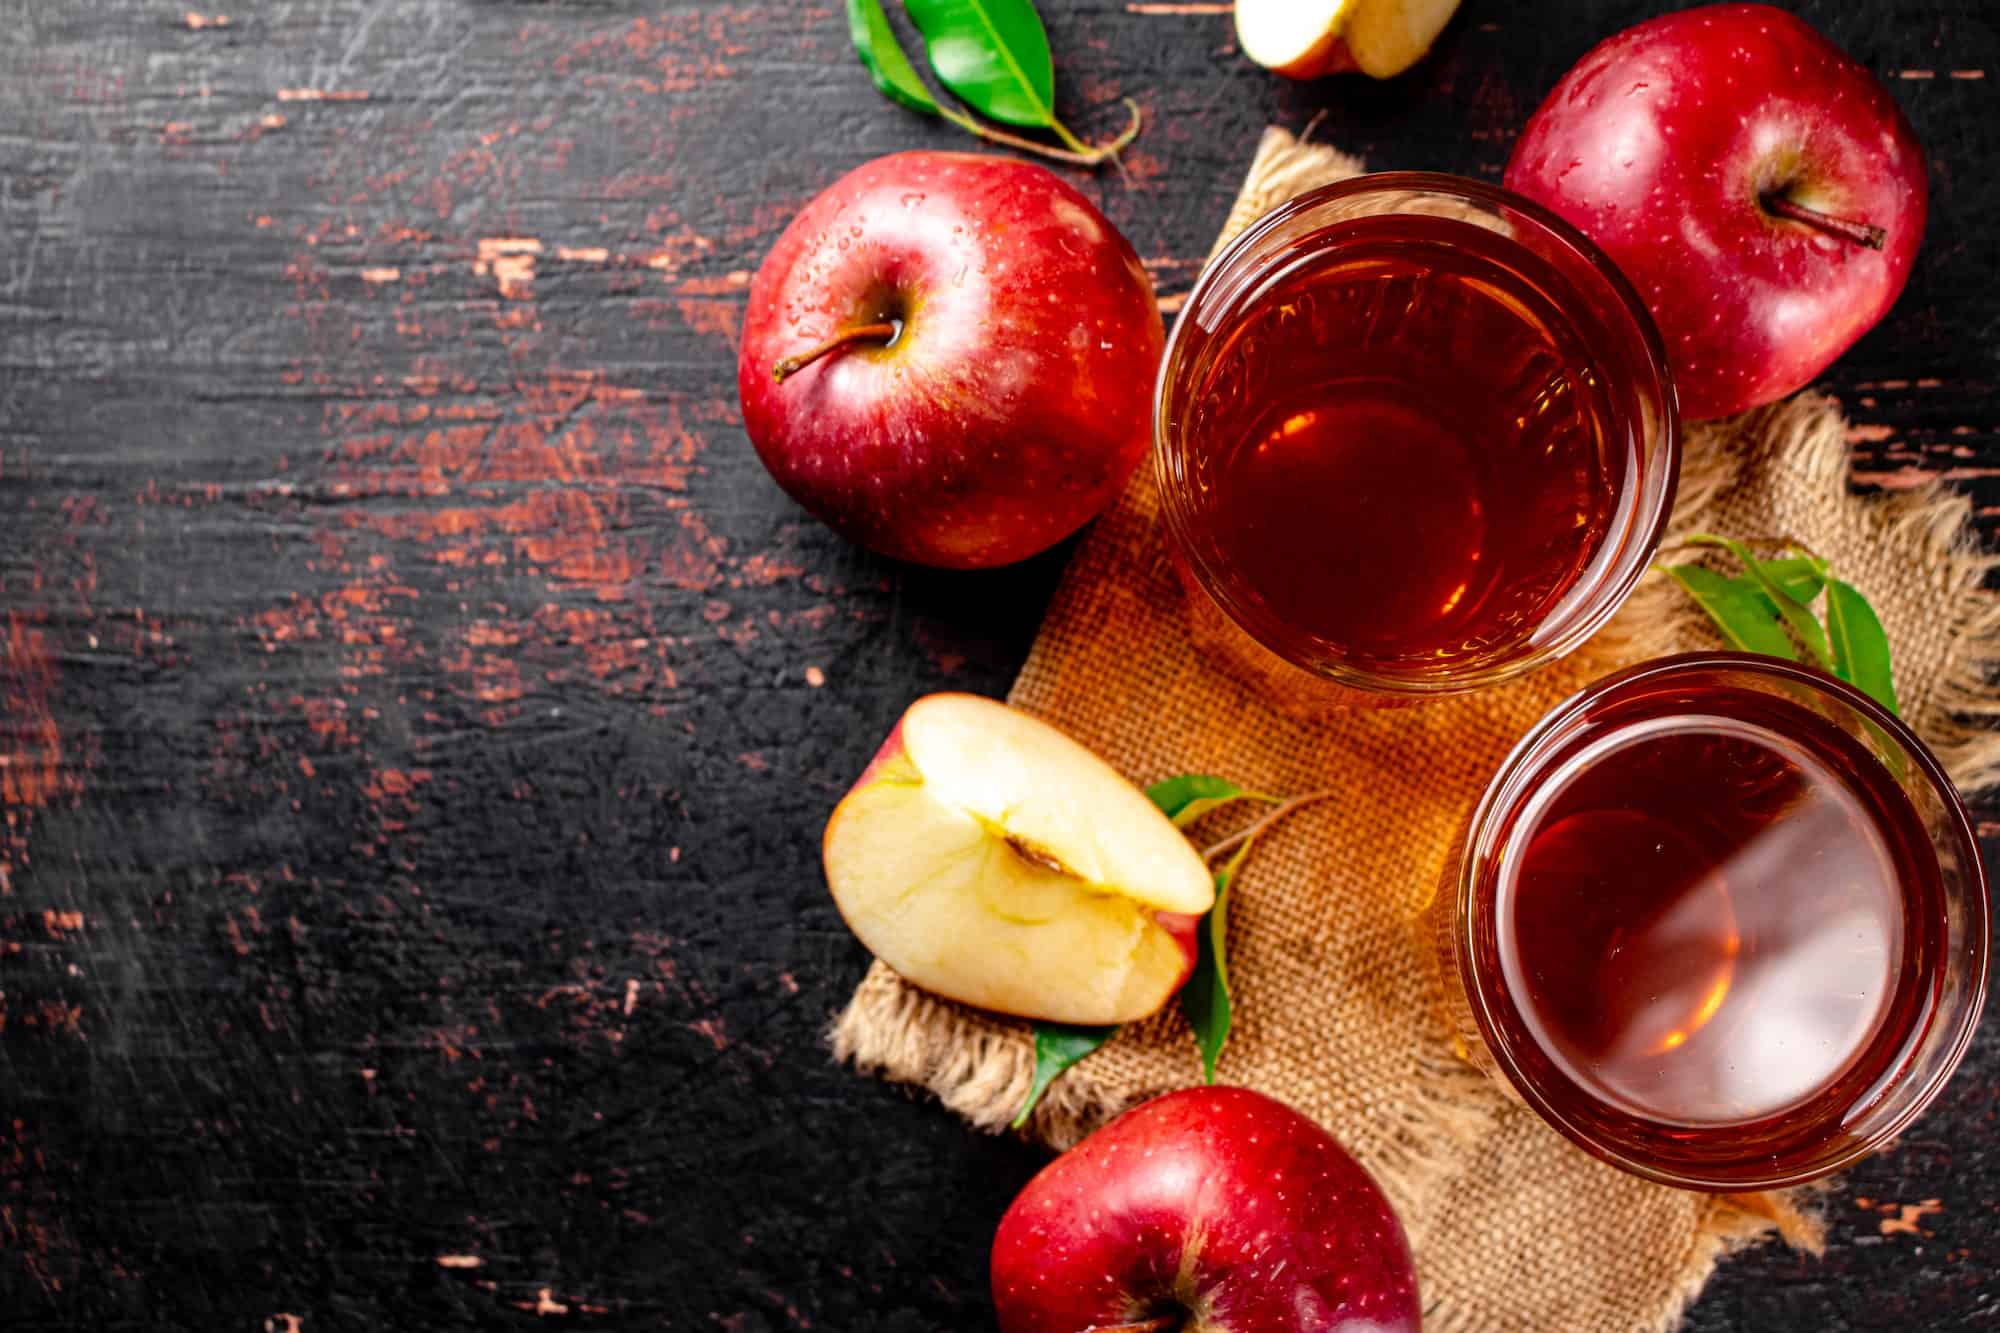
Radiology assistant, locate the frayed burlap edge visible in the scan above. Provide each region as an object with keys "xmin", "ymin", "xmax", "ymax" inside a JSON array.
[
  {"xmin": 1204, "ymin": 124, "xmax": 1365, "ymax": 265},
  {"xmin": 832, "ymin": 962, "xmax": 1505, "ymax": 1224},
  {"xmin": 832, "ymin": 970, "xmax": 1083, "ymax": 1140}
]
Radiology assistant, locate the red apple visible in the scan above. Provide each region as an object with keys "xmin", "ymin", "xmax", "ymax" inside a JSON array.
[
  {"xmin": 1505, "ymin": 3, "xmax": 1927, "ymax": 421},
  {"xmin": 737, "ymin": 152, "xmax": 1162, "ymax": 569},
  {"xmin": 992, "ymin": 1086, "xmax": 1420, "ymax": 1333},
  {"xmin": 824, "ymin": 694, "xmax": 1212, "ymax": 1026}
]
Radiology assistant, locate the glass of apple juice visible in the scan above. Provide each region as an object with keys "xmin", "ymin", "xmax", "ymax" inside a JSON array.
[
  {"xmin": 1154, "ymin": 173, "xmax": 1678, "ymax": 706},
  {"xmin": 1430, "ymin": 653, "xmax": 1987, "ymax": 1189}
]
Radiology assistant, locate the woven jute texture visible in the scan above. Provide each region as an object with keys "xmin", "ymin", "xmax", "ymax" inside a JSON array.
[{"xmin": 834, "ymin": 128, "xmax": 2000, "ymax": 1332}]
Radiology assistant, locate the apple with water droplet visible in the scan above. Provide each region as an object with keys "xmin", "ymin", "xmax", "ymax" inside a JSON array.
[
  {"xmin": 991, "ymin": 1086, "xmax": 1420, "ymax": 1333},
  {"xmin": 1505, "ymin": 3, "xmax": 1927, "ymax": 420},
  {"xmin": 737, "ymin": 152, "xmax": 1163, "ymax": 569}
]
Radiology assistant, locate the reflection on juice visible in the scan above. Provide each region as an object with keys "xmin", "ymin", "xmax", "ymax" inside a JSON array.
[
  {"xmin": 1437, "ymin": 656, "xmax": 1986, "ymax": 1189},
  {"xmin": 1500, "ymin": 717, "xmax": 1921, "ymax": 1127},
  {"xmin": 1440, "ymin": 656, "xmax": 1985, "ymax": 1194}
]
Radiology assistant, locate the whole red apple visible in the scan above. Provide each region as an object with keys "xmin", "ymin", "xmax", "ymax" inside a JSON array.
[
  {"xmin": 737, "ymin": 152, "xmax": 1162, "ymax": 569},
  {"xmin": 991, "ymin": 1086, "xmax": 1419, "ymax": 1333},
  {"xmin": 1505, "ymin": 4, "xmax": 1927, "ymax": 421}
]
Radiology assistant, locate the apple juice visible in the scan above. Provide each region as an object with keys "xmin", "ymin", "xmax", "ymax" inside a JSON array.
[
  {"xmin": 1156, "ymin": 175, "xmax": 1677, "ymax": 699},
  {"xmin": 1501, "ymin": 691, "xmax": 1940, "ymax": 1130},
  {"xmin": 1201, "ymin": 214, "xmax": 1624, "ymax": 674},
  {"xmin": 1440, "ymin": 655, "xmax": 1988, "ymax": 1189}
]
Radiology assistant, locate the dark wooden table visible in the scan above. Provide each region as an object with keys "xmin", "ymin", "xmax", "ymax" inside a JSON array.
[{"xmin": 3, "ymin": 2, "xmax": 1995, "ymax": 1328}]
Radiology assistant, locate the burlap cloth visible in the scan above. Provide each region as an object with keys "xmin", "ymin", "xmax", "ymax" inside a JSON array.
[{"xmin": 833, "ymin": 129, "xmax": 2000, "ymax": 1332}]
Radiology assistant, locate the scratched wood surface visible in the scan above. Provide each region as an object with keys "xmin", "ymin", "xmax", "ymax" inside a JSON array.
[{"xmin": 1, "ymin": 1, "xmax": 1995, "ymax": 1329}]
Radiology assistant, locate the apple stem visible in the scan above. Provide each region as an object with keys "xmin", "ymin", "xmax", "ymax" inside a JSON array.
[
  {"xmin": 1200, "ymin": 788, "xmax": 1339, "ymax": 864},
  {"xmin": 937, "ymin": 98, "xmax": 1142, "ymax": 171},
  {"xmin": 1084, "ymin": 1320, "xmax": 1181, "ymax": 1333},
  {"xmin": 771, "ymin": 321, "xmax": 901, "ymax": 384},
  {"xmin": 1761, "ymin": 193, "xmax": 1886, "ymax": 250}
]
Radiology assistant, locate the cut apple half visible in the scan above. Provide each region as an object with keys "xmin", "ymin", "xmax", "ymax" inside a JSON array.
[
  {"xmin": 1237, "ymin": 0, "xmax": 1460, "ymax": 81},
  {"xmin": 823, "ymin": 694, "xmax": 1214, "ymax": 1026},
  {"xmin": 1237, "ymin": 0, "xmax": 1358, "ymax": 80},
  {"xmin": 1345, "ymin": 0, "xmax": 1461, "ymax": 79}
]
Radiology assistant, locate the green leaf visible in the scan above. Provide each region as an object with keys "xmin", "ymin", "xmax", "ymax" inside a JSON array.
[
  {"xmin": 1825, "ymin": 579, "xmax": 1900, "ymax": 715},
  {"xmin": 1662, "ymin": 564, "xmax": 1796, "ymax": 659},
  {"xmin": 847, "ymin": 0, "xmax": 941, "ymax": 115},
  {"xmin": 1145, "ymin": 774, "xmax": 1239, "ymax": 822},
  {"xmin": 1753, "ymin": 556, "xmax": 1828, "ymax": 607},
  {"xmin": 1686, "ymin": 535, "xmax": 1833, "ymax": 669},
  {"xmin": 1012, "ymin": 1022, "xmax": 1117, "ymax": 1129},
  {"xmin": 1181, "ymin": 839, "xmax": 1252, "ymax": 1085},
  {"xmin": 902, "ymin": 0, "xmax": 1060, "ymax": 129},
  {"xmin": 1145, "ymin": 774, "xmax": 1274, "ymax": 828},
  {"xmin": 1726, "ymin": 555, "xmax": 1826, "ymax": 627}
]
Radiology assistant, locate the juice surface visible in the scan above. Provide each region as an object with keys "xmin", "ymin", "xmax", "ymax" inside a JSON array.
[
  {"xmin": 1497, "ymin": 696, "xmax": 1944, "ymax": 1129},
  {"xmin": 1191, "ymin": 213, "xmax": 1628, "ymax": 675}
]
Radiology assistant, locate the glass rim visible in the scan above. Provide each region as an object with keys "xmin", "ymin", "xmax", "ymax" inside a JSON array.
[
  {"xmin": 1454, "ymin": 650, "xmax": 1990, "ymax": 1190},
  {"xmin": 1152, "ymin": 169, "xmax": 1682, "ymax": 697}
]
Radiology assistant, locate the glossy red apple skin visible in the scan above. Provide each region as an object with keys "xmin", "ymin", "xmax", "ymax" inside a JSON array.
[
  {"xmin": 992, "ymin": 1086, "xmax": 1419, "ymax": 1333},
  {"xmin": 738, "ymin": 152, "xmax": 1162, "ymax": 569},
  {"xmin": 1505, "ymin": 3, "xmax": 1926, "ymax": 420}
]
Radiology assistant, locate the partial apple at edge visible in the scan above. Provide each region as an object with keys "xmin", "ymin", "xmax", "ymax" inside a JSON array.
[{"xmin": 1236, "ymin": 0, "xmax": 1461, "ymax": 81}]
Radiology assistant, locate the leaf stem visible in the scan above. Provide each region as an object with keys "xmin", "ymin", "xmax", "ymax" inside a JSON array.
[
  {"xmin": 1661, "ymin": 533, "xmax": 1825, "ymax": 566},
  {"xmin": 1048, "ymin": 116, "xmax": 1092, "ymax": 155},
  {"xmin": 772, "ymin": 321, "xmax": 900, "ymax": 383},
  {"xmin": 1200, "ymin": 788, "xmax": 1338, "ymax": 863},
  {"xmin": 937, "ymin": 98, "xmax": 1141, "ymax": 168}
]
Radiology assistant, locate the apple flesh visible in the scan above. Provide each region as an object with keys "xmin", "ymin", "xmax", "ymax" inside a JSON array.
[
  {"xmin": 737, "ymin": 152, "xmax": 1163, "ymax": 570},
  {"xmin": 1505, "ymin": 3, "xmax": 1927, "ymax": 421},
  {"xmin": 992, "ymin": 1086, "xmax": 1420, "ymax": 1333},
  {"xmin": 823, "ymin": 694, "xmax": 1212, "ymax": 1026},
  {"xmin": 1237, "ymin": 0, "xmax": 1359, "ymax": 79},
  {"xmin": 1236, "ymin": 0, "xmax": 1461, "ymax": 81}
]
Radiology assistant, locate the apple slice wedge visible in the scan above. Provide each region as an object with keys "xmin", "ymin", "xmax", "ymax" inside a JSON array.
[
  {"xmin": 1344, "ymin": 0, "xmax": 1461, "ymax": 79},
  {"xmin": 1236, "ymin": 0, "xmax": 1460, "ymax": 81},
  {"xmin": 1237, "ymin": 0, "xmax": 1360, "ymax": 80},
  {"xmin": 824, "ymin": 694, "xmax": 1213, "ymax": 1026}
]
